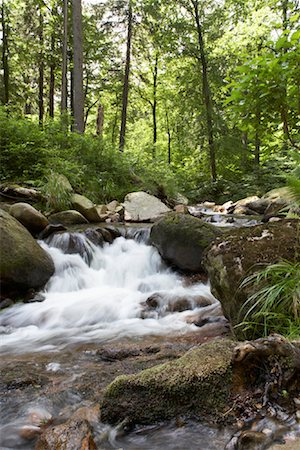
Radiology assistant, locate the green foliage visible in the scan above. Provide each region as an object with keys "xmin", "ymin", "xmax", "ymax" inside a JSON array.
[
  {"xmin": 41, "ymin": 172, "xmax": 72, "ymax": 212},
  {"xmin": 238, "ymin": 260, "xmax": 300, "ymax": 339}
]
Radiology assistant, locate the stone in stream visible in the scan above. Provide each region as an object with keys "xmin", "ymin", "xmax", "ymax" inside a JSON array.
[
  {"xmin": 150, "ymin": 213, "xmax": 222, "ymax": 273},
  {"xmin": 35, "ymin": 419, "xmax": 97, "ymax": 450},
  {"xmin": 203, "ymin": 219, "xmax": 300, "ymax": 340},
  {"xmin": 101, "ymin": 339, "xmax": 236, "ymax": 425},
  {"xmin": 0, "ymin": 209, "xmax": 54, "ymax": 299}
]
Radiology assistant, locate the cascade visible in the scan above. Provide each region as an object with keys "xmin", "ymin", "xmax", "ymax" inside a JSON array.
[{"xmin": 0, "ymin": 232, "xmax": 223, "ymax": 354}]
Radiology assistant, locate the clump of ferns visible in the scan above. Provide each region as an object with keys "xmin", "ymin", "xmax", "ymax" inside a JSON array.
[{"xmin": 237, "ymin": 261, "xmax": 300, "ymax": 339}]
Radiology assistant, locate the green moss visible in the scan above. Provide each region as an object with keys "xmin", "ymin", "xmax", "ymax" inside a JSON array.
[{"xmin": 101, "ymin": 339, "xmax": 236, "ymax": 425}]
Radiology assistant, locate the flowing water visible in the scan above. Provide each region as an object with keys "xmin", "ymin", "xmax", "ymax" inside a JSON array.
[
  {"xmin": 1, "ymin": 232, "xmax": 298, "ymax": 449},
  {"xmin": 0, "ymin": 232, "xmax": 231, "ymax": 449},
  {"xmin": 0, "ymin": 233, "xmax": 222, "ymax": 354}
]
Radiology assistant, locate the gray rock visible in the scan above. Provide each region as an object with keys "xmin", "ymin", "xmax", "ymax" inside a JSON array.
[
  {"xmin": 9, "ymin": 202, "xmax": 48, "ymax": 234},
  {"xmin": 49, "ymin": 210, "xmax": 88, "ymax": 226},
  {"xmin": 123, "ymin": 191, "xmax": 171, "ymax": 222}
]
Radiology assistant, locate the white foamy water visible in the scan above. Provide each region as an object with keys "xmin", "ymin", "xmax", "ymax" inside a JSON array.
[{"xmin": 0, "ymin": 234, "xmax": 221, "ymax": 354}]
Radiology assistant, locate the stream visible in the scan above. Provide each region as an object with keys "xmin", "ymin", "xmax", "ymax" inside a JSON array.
[{"xmin": 0, "ymin": 231, "xmax": 299, "ymax": 449}]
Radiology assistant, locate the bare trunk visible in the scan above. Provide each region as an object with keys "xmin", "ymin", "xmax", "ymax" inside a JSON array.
[
  {"xmin": 49, "ymin": 35, "xmax": 55, "ymax": 118},
  {"xmin": 166, "ymin": 109, "xmax": 171, "ymax": 164},
  {"xmin": 61, "ymin": 0, "xmax": 68, "ymax": 117},
  {"xmin": 38, "ymin": 5, "xmax": 44, "ymax": 127},
  {"xmin": 192, "ymin": 0, "xmax": 217, "ymax": 181},
  {"xmin": 72, "ymin": 0, "xmax": 84, "ymax": 133},
  {"xmin": 254, "ymin": 109, "xmax": 261, "ymax": 166},
  {"xmin": 1, "ymin": 2, "xmax": 9, "ymax": 105},
  {"xmin": 96, "ymin": 104, "xmax": 104, "ymax": 136},
  {"xmin": 119, "ymin": 1, "xmax": 132, "ymax": 152},
  {"xmin": 152, "ymin": 52, "xmax": 158, "ymax": 158}
]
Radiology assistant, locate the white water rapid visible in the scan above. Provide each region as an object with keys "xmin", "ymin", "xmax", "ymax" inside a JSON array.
[{"xmin": 0, "ymin": 233, "xmax": 222, "ymax": 354}]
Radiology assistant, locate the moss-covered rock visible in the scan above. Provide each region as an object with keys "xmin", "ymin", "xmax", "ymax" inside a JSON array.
[
  {"xmin": 101, "ymin": 339, "xmax": 236, "ymax": 425},
  {"xmin": 0, "ymin": 209, "xmax": 54, "ymax": 298},
  {"xmin": 203, "ymin": 220, "xmax": 300, "ymax": 339},
  {"xmin": 150, "ymin": 213, "xmax": 222, "ymax": 272}
]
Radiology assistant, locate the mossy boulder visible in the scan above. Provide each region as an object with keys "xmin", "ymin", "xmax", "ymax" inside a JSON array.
[
  {"xmin": 101, "ymin": 339, "xmax": 236, "ymax": 425},
  {"xmin": 150, "ymin": 213, "xmax": 222, "ymax": 272},
  {"xmin": 0, "ymin": 210, "xmax": 54, "ymax": 298},
  {"xmin": 203, "ymin": 220, "xmax": 300, "ymax": 339}
]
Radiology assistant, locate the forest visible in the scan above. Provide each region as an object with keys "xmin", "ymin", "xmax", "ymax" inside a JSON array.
[{"xmin": 1, "ymin": 0, "xmax": 300, "ymax": 203}]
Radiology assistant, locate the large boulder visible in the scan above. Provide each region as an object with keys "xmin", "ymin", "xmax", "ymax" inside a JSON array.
[
  {"xmin": 0, "ymin": 210, "xmax": 54, "ymax": 297},
  {"xmin": 203, "ymin": 220, "xmax": 300, "ymax": 339},
  {"xmin": 150, "ymin": 213, "xmax": 222, "ymax": 272},
  {"xmin": 101, "ymin": 339, "xmax": 236, "ymax": 425},
  {"xmin": 9, "ymin": 203, "xmax": 49, "ymax": 234},
  {"xmin": 122, "ymin": 191, "xmax": 171, "ymax": 222}
]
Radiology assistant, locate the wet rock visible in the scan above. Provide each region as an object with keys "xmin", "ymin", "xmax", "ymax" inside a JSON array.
[
  {"xmin": 150, "ymin": 213, "xmax": 222, "ymax": 273},
  {"xmin": 45, "ymin": 232, "xmax": 95, "ymax": 264},
  {"xmin": 49, "ymin": 210, "xmax": 89, "ymax": 226},
  {"xmin": 101, "ymin": 339, "xmax": 236, "ymax": 425},
  {"xmin": 9, "ymin": 202, "xmax": 49, "ymax": 234},
  {"xmin": 84, "ymin": 228, "xmax": 104, "ymax": 247},
  {"xmin": 0, "ymin": 210, "xmax": 54, "ymax": 299},
  {"xmin": 123, "ymin": 191, "xmax": 171, "ymax": 222},
  {"xmin": 38, "ymin": 223, "xmax": 67, "ymax": 240},
  {"xmin": 0, "ymin": 298, "xmax": 14, "ymax": 309},
  {"xmin": 35, "ymin": 418, "xmax": 97, "ymax": 450},
  {"xmin": 203, "ymin": 220, "xmax": 300, "ymax": 339}
]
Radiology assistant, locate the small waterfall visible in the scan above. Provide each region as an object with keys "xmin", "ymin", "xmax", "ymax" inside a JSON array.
[{"xmin": 0, "ymin": 233, "xmax": 225, "ymax": 354}]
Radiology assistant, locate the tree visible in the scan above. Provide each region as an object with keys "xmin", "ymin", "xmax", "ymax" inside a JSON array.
[
  {"xmin": 1, "ymin": 0, "xmax": 9, "ymax": 105},
  {"xmin": 119, "ymin": 0, "xmax": 133, "ymax": 152},
  {"xmin": 72, "ymin": 0, "xmax": 84, "ymax": 133}
]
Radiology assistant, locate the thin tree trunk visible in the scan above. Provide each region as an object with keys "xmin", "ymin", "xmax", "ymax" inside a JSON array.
[
  {"xmin": 152, "ymin": 52, "xmax": 158, "ymax": 157},
  {"xmin": 119, "ymin": 0, "xmax": 132, "ymax": 152},
  {"xmin": 72, "ymin": 0, "xmax": 84, "ymax": 133},
  {"xmin": 254, "ymin": 109, "xmax": 261, "ymax": 166},
  {"xmin": 61, "ymin": 0, "xmax": 68, "ymax": 117},
  {"xmin": 49, "ymin": 35, "xmax": 55, "ymax": 118},
  {"xmin": 166, "ymin": 109, "xmax": 171, "ymax": 164},
  {"xmin": 70, "ymin": 49, "xmax": 74, "ymax": 130},
  {"xmin": 192, "ymin": 0, "xmax": 217, "ymax": 181},
  {"xmin": 38, "ymin": 4, "xmax": 44, "ymax": 127},
  {"xmin": 1, "ymin": 2, "xmax": 9, "ymax": 105}
]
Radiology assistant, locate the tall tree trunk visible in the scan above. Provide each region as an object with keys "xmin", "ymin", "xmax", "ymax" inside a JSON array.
[
  {"xmin": 38, "ymin": 4, "xmax": 44, "ymax": 127},
  {"xmin": 192, "ymin": 0, "xmax": 217, "ymax": 181},
  {"xmin": 166, "ymin": 109, "xmax": 171, "ymax": 164},
  {"xmin": 152, "ymin": 52, "xmax": 158, "ymax": 157},
  {"xmin": 61, "ymin": 0, "xmax": 68, "ymax": 119},
  {"xmin": 69, "ymin": 49, "xmax": 74, "ymax": 130},
  {"xmin": 254, "ymin": 109, "xmax": 261, "ymax": 166},
  {"xmin": 49, "ymin": 34, "xmax": 55, "ymax": 118},
  {"xmin": 119, "ymin": 0, "xmax": 132, "ymax": 152},
  {"xmin": 1, "ymin": 1, "xmax": 9, "ymax": 105},
  {"xmin": 72, "ymin": 0, "xmax": 84, "ymax": 133}
]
